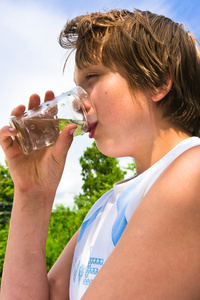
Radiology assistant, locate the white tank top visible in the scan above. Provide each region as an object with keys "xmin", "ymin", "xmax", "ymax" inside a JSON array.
[{"xmin": 69, "ymin": 137, "xmax": 200, "ymax": 299}]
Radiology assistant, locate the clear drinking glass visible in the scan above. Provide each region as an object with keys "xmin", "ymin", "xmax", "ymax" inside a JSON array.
[{"xmin": 9, "ymin": 86, "xmax": 97, "ymax": 155}]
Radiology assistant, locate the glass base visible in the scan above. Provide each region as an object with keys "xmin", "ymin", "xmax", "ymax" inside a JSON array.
[{"xmin": 9, "ymin": 117, "xmax": 33, "ymax": 155}]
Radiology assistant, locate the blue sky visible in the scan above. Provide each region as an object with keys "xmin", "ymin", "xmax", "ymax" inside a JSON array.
[
  {"xmin": 0, "ymin": 0, "xmax": 199, "ymax": 208},
  {"xmin": 15, "ymin": 0, "xmax": 200, "ymax": 38}
]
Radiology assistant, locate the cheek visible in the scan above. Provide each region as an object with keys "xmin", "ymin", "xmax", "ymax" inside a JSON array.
[
  {"xmin": 90, "ymin": 77, "xmax": 133, "ymax": 118},
  {"xmin": 90, "ymin": 88, "xmax": 113, "ymax": 113},
  {"xmin": 100, "ymin": 91, "xmax": 120, "ymax": 118}
]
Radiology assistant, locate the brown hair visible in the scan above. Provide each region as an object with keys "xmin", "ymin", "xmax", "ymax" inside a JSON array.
[{"xmin": 59, "ymin": 9, "xmax": 200, "ymax": 136}]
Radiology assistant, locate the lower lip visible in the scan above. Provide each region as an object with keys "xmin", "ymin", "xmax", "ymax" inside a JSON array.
[{"xmin": 89, "ymin": 125, "xmax": 97, "ymax": 138}]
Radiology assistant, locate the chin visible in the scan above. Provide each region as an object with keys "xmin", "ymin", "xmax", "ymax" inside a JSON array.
[{"xmin": 95, "ymin": 140, "xmax": 125, "ymax": 158}]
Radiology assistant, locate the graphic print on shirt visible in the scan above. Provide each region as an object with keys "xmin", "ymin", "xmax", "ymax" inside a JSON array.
[
  {"xmin": 73, "ymin": 255, "xmax": 104, "ymax": 286},
  {"xmin": 111, "ymin": 192, "xmax": 128, "ymax": 246},
  {"xmin": 77, "ymin": 206, "xmax": 103, "ymax": 243}
]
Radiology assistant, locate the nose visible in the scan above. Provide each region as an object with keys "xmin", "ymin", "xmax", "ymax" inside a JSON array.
[
  {"xmin": 82, "ymin": 97, "xmax": 97, "ymax": 124},
  {"xmin": 83, "ymin": 99, "xmax": 93, "ymax": 113}
]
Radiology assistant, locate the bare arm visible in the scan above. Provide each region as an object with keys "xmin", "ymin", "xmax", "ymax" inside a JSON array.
[
  {"xmin": 82, "ymin": 146, "xmax": 200, "ymax": 299},
  {"xmin": 48, "ymin": 229, "xmax": 80, "ymax": 300},
  {"xmin": 1, "ymin": 191, "xmax": 53, "ymax": 300},
  {"xmin": 0, "ymin": 91, "xmax": 78, "ymax": 300}
]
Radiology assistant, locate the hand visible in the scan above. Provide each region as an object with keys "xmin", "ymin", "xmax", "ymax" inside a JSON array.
[{"xmin": 0, "ymin": 91, "xmax": 77, "ymax": 201}]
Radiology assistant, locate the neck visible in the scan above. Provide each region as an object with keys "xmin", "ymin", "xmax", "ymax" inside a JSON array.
[{"xmin": 134, "ymin": 126, "xmax": 192, "ymax": 175}]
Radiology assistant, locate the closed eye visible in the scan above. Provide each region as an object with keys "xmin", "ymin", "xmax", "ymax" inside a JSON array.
[{"xmin": 86, "ymin": 74, "xmax": 98, "ymax": 80}]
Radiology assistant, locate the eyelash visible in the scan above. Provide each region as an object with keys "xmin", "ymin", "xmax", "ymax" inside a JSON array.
[{"xmin": 86, "ymin": 74, "xmax": 97, "ymax": 80}]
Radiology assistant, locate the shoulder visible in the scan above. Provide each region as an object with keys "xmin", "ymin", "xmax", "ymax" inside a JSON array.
[
  {"xmin": 132, "ymin": 142, "xmax": 200, "ymax": 239},
  {"xmin": 155, "ymin": 144, "xmax": 200, "ymax": 202},
  {"xmin": 171, "ymin": 143, "xmax": 200, "ymax": 172}
]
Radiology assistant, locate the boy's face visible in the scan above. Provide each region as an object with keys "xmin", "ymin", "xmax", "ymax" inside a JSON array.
[{"xmin": 74, "ymin": 63, "xmax": 156, "ymax": 158}]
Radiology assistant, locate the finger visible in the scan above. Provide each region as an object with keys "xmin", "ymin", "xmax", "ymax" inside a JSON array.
[
  {"xmin": 44, "ymin": 90, "xmax": 55, "ymax": 102},
  {"xmin": 52, "ymin": 124, "xmax": 77, "ymax": 162},
  {"xmin": 0, "ymin": 126, "xmax": 18, "ymax": 153},
  {"xmin": 11, "ymin": 105, "xmax": 26, "ymax": 117},
  {"xmin": 28, "ymin": 94, "xmax": 41, "ymax": 110}
]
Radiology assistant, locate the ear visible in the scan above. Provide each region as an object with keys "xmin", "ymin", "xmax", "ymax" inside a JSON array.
[{"xmin": 151, "ymin": 72, "xmax": 173, "ymax": 102}]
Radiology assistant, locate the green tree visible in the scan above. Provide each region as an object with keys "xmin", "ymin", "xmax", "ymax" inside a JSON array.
[
  {"xmin": 74, "ymin": 142, "xmax": 127, "ymax": 220},
  {"xmin": 0, "ymin": 222, "xmax": 9, "ymax": 285},
  {"xmin": 127, "ymin": 160, "xmax": 137, "ymax": 176},
  {"xmin": 0, "ymin": 162, "xmax": 13, "ymax": 284},
  {"xmin": 0, "ymin": 162, "xmax": 14, "ymax": 226},
  {"xmin": 46, "ymin": 205, "xmax": 81, "ymax": 271}
]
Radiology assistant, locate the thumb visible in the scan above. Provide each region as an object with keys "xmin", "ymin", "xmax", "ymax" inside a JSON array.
[{"xmin": 51, "ymin": 124, "xmax": 77, "ymax": 162}]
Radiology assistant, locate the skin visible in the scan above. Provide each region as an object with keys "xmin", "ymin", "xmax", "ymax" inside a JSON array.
[
  {"xmin": 74, "ymin": 64, "xmax": 189, "ymax": 173},
  {"xmin": 1, "ymin": 63, "xmax": 200, "ymax": 299}
]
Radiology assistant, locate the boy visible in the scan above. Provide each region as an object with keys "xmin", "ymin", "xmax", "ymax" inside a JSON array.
[{"xmin": 1, "ymin": 9, "xmax": 200, "ymax": 300}]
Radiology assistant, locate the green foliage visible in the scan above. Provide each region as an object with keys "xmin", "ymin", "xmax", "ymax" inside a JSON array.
[
  {"xmin": 0, "ymin": 162, "xmax": 13, "ymax": 284},
  {"xmin": 74, "ymin": 141, "xmax": 127, "ymax": 215},
  {"xmin": 46, "ymin": 205, "xmax": 81, "ymax": 272},
  {"xmin": 0, "ymin": 222, "xmax": 9, "ymax": 285},
  {"xmin": 0, "ymin": 162, "xmax": 14, "ymax": 226},
  {"xmin": 127, "ymin": 160, "xmax": 137, "ymax": 175}
]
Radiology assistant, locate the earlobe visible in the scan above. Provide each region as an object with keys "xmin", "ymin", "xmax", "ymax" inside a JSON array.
[{"xmin": 152, "ymin": 73, "xmax": 173, "ymax": 102}]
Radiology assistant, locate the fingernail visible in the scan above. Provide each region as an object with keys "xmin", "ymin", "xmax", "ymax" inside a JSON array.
[
  {"xmin": 69, "ymin": 128, "xmax": 76, "ymax": 136},
  {"xmin": 8, "ymin": 127, "xmax": 15, "ymax": 132}
]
